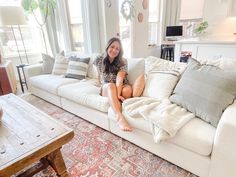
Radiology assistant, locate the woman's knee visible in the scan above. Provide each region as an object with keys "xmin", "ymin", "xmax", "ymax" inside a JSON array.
[{"xmin": 122, "ymin": 85, "xmax": 132, "ymax": 99}]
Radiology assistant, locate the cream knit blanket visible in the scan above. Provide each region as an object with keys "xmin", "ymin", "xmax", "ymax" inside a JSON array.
[{"xmin": 122, "ymin": 97, "xmax": 194, "ymax": 143}]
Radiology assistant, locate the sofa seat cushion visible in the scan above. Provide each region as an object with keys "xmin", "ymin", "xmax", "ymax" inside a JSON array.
[
  {"xmin": 58, "ymin": 82, "xmax": 109, "ymax": 112},
  {"xmin": 108, "ymin": 107, "xmax": 215, "ymax": 156},
  {"xmin": 29, "ymin": 74, "xmax": 78, "ymax": 95}
]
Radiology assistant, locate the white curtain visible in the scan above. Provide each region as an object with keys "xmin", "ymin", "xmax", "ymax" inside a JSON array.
[{"xmin": 44, "ymin": 0, "xmax": 73, "ymax": 57}]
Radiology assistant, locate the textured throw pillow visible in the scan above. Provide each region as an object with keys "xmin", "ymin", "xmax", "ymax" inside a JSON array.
[
  {"xmin": 169, "ymin": 58, "xmax": 236, "ymax": 127},
  {"xmin": 52, "ymin": 52, "xmax": 68, "ymax": 75},
  {"xmin": 143, "ymin": 70, "xmax": 180, "ymax": 100},
  {"xmin": 65, "ymin": 56, "xmax": 90, "ymax": 80},
  {"xmin": 132, "ymin": 73, "xmax": 145, "ymax": 97},
  {"xmin": 142, "ymin": 56, "xmax": 186, "ymax": 100},
  {"xmin": 42, "ymin": 53, "xmax": 55, "ymax": 74}
]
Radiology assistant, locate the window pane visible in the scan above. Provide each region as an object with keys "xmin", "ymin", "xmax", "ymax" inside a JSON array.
[
  {"xmin": 0, "ymin": 26, "xmax": 41, "ymax": 58},
  {"xmin": 148, "ymin": 23, "xmax": 158, "ymax": 44},
  {"xmin": 67, "ymin": 0, "xmax": 84, "ymax": 52},
  {"xmin": 148, "ymin": 0, "xmax": 160, "ymax": 45}
]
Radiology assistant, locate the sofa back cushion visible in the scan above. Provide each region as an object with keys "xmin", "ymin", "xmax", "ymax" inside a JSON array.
[
  {"xmin": 127, "ymin": 58, "xmax": 145, "ymax": 85},
  {"xmin": 52, "ymin": 53, "xmax": 68, "ymax": 75},
  {"xmin": 65, "ymin": 52, "xmax": 100, "ymax": 79},
  {"xmin": 42, "ymin": 53, "xmax": 55, "ymax": 74},
  {"xmin": 169, "ymin": 58, "xmax": 236, "ymax": 127},
  {"xmin": 65, "ymin": 56, "xmax": 90, "ymax": 80},
  {"xmin": 143, "ymin": 56, "xmax": 186, "ymax": 100}
]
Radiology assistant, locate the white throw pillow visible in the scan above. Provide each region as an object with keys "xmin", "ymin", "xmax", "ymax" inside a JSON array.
[
  {"xmin": 52, "ymin": 53, "xmax": 68, "ymax": 75},
  {"xmin": 142, "ymin": 56, "xmax": 187, "ymax": 100},
  {"xmin": 42, "ymin": 53, "xmax": 55, "ymax": 74},
  {"xmin": 143, "ymin": 71, "xmax": 179, "ymax": 100}
]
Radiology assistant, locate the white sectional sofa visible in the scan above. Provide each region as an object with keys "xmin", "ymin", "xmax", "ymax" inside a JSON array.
[{"xmin": 24, "ymin": 54, "xmax": 236, "ymax": 177}]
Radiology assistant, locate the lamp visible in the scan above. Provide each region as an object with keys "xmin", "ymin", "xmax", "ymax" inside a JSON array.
[{"xmin": 0, "ymin": 6, "xmax": 29, "ymax": 64}]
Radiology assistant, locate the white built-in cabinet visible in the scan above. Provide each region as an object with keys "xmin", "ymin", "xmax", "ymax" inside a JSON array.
[{"xmin": 174, "ymin": 40, "xmax": 236, "ymax": 62}]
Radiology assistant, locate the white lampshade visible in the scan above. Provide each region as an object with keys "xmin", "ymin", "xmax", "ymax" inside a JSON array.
[{"xmin": 0, "ymin": 6, "xmax": 26, "ymax": 26}]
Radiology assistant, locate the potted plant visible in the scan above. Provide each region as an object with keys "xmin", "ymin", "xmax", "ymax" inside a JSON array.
[
  {"xmin": 21, "ymin": 0, "xmax": 57, "ymax": 53},
  {"xmin": 194, "ymin": 21, "xmax": 208, "ymax": 35}
]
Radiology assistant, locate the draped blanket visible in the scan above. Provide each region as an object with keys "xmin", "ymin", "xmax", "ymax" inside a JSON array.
[{"xmin": 122, "ymin": 97, "xmax": 195, "ymax": 143}]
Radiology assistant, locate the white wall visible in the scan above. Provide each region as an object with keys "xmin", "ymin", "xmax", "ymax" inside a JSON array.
[{"xmin": 203, "ymin": 0, "xmax": 236, "ymax": 40}]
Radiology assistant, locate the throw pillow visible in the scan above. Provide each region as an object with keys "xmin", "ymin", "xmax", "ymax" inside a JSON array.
[
  {"xmin": 132, "ymin": 73, "xmax": 145, "ymax": 97},
  {"xmin": 65, "ymin": 56, "xmax": 90, "ymax": 80},
  {"xmin": 142, "ymin": 56, "xmax": 186, "ymax": 100},
  {"xmin": 169, "ymin": 58, "xmax": 236, "ymax": 127},
  {"xmin": 42, "ymin": 53, "xmax": 55, "ymax": 74},
  {"xmin": 142, "ymin": 70, "xmax": 180, "ymax": 100},
  {"xmin": 52, "ymin": 52, "xmax": 68, "ymax": 75}
]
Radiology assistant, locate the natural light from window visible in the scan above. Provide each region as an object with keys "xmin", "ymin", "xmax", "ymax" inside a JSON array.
[
  {"xmin": 67, "ymin": 0, "xmax": 84, "ymax": 52},
  {"xmin": 148, "ymin": 0, "xmax": 160, "ymax": 45}
]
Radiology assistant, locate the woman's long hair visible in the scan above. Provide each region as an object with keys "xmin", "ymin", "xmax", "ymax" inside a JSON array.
[{"xmin": 103, "ymin": 37, "xmax": 124, "ymax": 74}]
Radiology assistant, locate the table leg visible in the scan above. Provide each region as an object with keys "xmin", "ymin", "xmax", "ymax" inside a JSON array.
[{"xmin": 47, "ymin": 148, "xmax": 68, "ymax": 177}]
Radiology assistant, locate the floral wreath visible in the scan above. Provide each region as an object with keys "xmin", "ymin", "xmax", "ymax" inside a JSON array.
[{"xmin": 120, "ymin": 0, "xmax": 135, "ymax": 21}]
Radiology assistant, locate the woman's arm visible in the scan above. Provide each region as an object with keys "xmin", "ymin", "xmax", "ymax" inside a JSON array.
[{"xmin": 116, "ymin": 70, "xmax": 127, "ymax": 101}]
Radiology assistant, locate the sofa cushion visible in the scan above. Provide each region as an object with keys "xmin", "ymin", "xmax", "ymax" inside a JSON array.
[
  {"xmin": 127, "ymin": 58, "xmax": 145, "ymax": 85},
  {"xmin": 42, "ymin": 53, "xmax": 55, "ymax": 74},
  {"xmin": 65, "ymin": 56, "xmax": 90, "ymax": 80},
  {"xmin": 52, "ymin": 53, "xmax": 68, "ymax": 75},
  {"xmin": 65, "ymin": 52, "xmax": 100, "ymax": 79},
  {"xmin": 143, "ymin": 56, "xmax": 186, "ymax": 100},
  {"xmin": 29, "ymin": 74, "xmax": 78, "ymax": 95},
  {"xmin": 58, "ymin": 82, "xmax": 109, "ymax": 112},
  {"xmin": 170, "ymin": 58, "xmax": 236, "ymax": 127},
  {"xmin": 108, "ymin": 106, "xmax": 215, "ymax": 156}
]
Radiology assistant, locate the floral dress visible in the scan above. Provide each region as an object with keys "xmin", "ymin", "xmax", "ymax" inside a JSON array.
[{"xmin": 93, "ymin": 54, "xmax": 129, "ymax": 86}]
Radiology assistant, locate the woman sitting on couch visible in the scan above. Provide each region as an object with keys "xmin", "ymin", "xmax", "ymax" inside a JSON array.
[{"xmin": 93, "ymin": 37, "xmax": 133, "ymax": 132}]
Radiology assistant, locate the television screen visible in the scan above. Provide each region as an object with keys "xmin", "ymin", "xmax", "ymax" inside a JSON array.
[{"xmin": 166, "ymin": 26, "xmax": 183, "ymax": 37}]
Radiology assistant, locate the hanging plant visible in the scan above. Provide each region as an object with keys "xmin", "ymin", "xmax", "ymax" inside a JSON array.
[{"xmin": 120, "ymin": 0, "xmax": 135, "ymax": 21}]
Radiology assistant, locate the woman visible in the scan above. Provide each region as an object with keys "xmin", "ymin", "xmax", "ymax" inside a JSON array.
[{"xmin": 94, "ymin": 37, "xmax": 133, "ymax": 131}]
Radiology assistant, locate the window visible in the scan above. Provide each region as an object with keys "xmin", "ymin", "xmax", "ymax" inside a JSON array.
[
  {"xmin": 66, "ymin": 0, "xmax": 84, "ymax": 52},
  {"xmin": 119, "ymin": 0, "xmax": 132, "ymax": 58},
  {"xmin": 148, "ymin": 0, "xmax": 161, "ymax": 45},
  {"xmin": 0, "ymin": 0, "xmax": 43, "ymax": 60}
]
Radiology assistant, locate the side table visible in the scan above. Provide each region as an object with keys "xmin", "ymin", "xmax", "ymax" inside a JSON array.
[{"xmin": 16, "ymin": 64, "xmax": 28, "ymax": 93}]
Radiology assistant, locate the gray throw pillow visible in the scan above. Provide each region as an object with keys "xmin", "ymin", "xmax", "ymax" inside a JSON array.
[
  {"xmin": 65, "ymin": 56, "xmax": 90, "ymax": 80},
  {"xmin": 169, "ymin": 58, "xmax": 236, "ymax": 127},
  {"xmin": 42, "ymin": 53, "xmax": 55, "ymax": 74}
]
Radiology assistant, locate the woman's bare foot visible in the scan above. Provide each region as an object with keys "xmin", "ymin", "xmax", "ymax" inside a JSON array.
[{"xmin": 116, "ymin": 114, "xmax": 132, "ymax": 132}]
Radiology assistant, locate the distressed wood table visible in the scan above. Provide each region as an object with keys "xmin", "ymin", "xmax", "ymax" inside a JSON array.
[{"xmin": 0, "ymin": 94, "xmax": 74, "ymax": 177}]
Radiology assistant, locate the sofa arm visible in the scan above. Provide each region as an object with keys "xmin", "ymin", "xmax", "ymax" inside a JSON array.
[
  {"xmin": 24, "ymin": 63, "xmax": 43, "ymax": 84},
  {"xmin": 209, "ymin": 101, "xmax": 236, "ymax": 177}
]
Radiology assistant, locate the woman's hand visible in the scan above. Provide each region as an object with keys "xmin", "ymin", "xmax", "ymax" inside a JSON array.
[{"xmin": 118, "ymin": 95, "xmax": 125, "ymax": 102}]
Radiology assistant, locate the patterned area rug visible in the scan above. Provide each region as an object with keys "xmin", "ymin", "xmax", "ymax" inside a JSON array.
[{"xmin": 20, "ymin": 94, "xmax": 195, "ymax": 177}]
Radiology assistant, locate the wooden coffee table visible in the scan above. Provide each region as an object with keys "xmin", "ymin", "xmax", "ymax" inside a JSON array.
[{"xmin": 0, "ymin": 94, "xmax": 74, "ymax": 177}]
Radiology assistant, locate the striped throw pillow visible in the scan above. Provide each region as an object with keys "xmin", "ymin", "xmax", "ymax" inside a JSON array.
[
  {"xmin": 65, "ymin": 56, "xmax": 90, "ymax": 80},
  {"xmin": 52, "ymin": 53, "xmax": 68, "ymax": 75}
]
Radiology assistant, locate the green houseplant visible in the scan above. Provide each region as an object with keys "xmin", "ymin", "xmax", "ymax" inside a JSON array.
[
  {"xmin": 194, "ymin": 21, "xmax": 208, "ymax": 35},
  {"xmin": 21, "ymin": 0, "xmax": 57, "ymax": 53}
]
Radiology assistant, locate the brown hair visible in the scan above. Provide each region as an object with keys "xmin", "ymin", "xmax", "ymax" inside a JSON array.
[{"xmin": 103, "ymin": 37, "xmax": 124, "ymax": 73}]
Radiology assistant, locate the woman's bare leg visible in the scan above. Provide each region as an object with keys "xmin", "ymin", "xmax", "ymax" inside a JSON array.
[{"xmin": 102, "ymin": 83, "xmax": 132, "ymax": 131}]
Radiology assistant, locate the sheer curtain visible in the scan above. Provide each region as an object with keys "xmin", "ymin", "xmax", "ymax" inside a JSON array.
[
  {"xmin": 44, "ymin": 0, "xmax": 73, "ymax": 57},
  {"xmin": 44, "ymin": 0, "xmax": 101, "ymax": 56}
]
